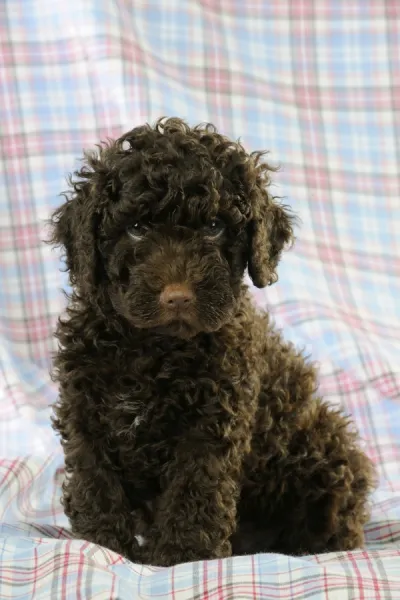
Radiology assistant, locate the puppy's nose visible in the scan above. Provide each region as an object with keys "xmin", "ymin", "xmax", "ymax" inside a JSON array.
[{"xmin": 160, "ymin": 284, "xmax": 194, "ymax": 309}]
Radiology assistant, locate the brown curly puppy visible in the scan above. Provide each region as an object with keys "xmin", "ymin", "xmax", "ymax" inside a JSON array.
[{"xmin": 50, "ymin": 118, "xmax": 376, "ymax": 567}]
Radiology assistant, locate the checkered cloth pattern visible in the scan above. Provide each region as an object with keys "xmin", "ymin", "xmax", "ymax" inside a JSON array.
[{"xmin": 1, "ymin": 0, "xmax": 400, "ymax": 597}]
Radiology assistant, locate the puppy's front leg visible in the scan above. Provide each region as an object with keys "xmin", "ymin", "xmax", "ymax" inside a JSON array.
[
  {"xmin": 62, "ymin": 457, "xmax": 143, "ymax": 560},
  {"xmin": 147, "ymin": 432, "xmax": 244, "ymax": 566}
]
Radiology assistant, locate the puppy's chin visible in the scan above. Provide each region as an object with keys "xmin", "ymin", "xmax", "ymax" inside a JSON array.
[
  {"xmin": 144, "ymin": 313, "xmax": 225, "ymax": 339},
  {"xmin": 129, "ymin": 313, "xmax": 231, "ymax": 340},
  {"xmin": 153, "ymin": 320, "xmax": 199, "ymax": 340},
  {"xmin": 151, "ymin": 308, "xmax": 235, "ymax": 339}
]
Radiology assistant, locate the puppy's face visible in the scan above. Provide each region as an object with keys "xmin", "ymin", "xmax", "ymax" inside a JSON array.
[
  {"xmin": 102, "ymin": 197, "xmax": 247, "ymax": 338},
  {"xmin": 51, "ymin": 119, "xmax": 295, "ymax": 338}
]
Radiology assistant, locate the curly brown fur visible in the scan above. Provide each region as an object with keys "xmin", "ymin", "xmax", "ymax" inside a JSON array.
[{"xmin": 49, "ymin": 117, "xmax": 376, "ymax": 566}]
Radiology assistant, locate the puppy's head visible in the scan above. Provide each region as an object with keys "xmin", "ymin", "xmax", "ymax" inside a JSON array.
[{"xmin": 50, "ymin": 118, "xmax": 295, "ymax": 338}]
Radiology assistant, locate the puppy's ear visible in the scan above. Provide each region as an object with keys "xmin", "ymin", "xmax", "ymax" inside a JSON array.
[
  {"xmin": 247, "ymin": 158, "xmax": 296, "ymax": 288},
  {"xmin": 50, "ymin": 197, "xmax": 77, "ymax": 275},
  {"xmin": 248, "ymin": 196, "xmax": 295, "ymax": 288},
  {"xmin": 49, "ymin": 151, "xmax": 110, "ymax": 294}
]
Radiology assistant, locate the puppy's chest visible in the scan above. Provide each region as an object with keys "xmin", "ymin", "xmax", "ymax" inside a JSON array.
[{"xmin": 109, "ymin": 347, "xmax": 214, "ymax": 436}]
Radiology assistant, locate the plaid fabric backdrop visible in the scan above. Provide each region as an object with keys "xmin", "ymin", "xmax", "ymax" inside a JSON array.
[{"xmin": 1, "ymin": 0, "xmax": 400, "ymax": 598}]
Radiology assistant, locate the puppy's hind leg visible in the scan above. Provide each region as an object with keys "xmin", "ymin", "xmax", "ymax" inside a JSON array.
[{"xmin": 236, "ymin": 400, "xmax": 375, "ymax": 555}]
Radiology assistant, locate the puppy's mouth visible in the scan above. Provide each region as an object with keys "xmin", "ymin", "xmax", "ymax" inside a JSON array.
[
  {"xmin": 155, "ymin": 311, "xmax": 200, "ymax": 338},
  {"xmin": 152, "ymin": 283, "xmax": 202, "ymax": 338}
]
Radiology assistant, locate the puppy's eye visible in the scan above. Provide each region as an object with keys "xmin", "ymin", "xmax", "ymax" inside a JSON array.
[
  {"xmin": 204, "ymin": 218, "xmax": 225, "ymax": 238},
  {"xmin": 127, "ymin": 222, "xmax": 148, "ymax": 240}
]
